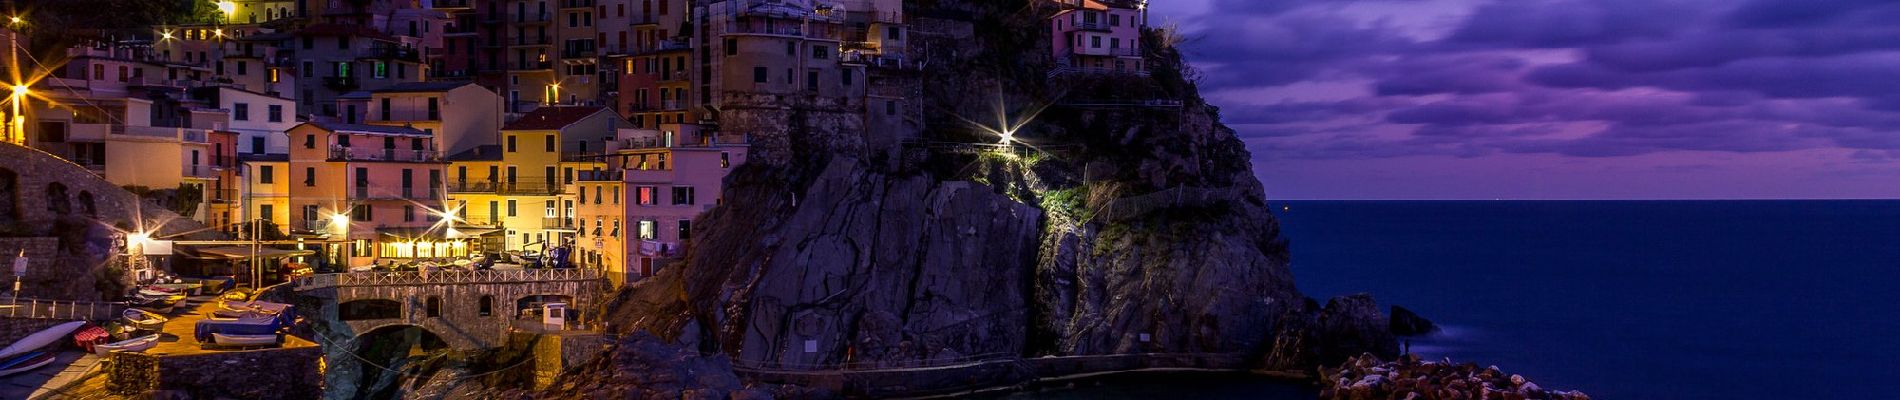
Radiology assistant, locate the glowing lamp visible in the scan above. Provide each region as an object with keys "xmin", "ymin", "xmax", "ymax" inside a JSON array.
[
  {"xmin": 9, "ymin": 85, "xmax": 25, "ymax": 98},
  {"xmin": 330, "ymin": 213, "xmax": 350, "ymax": 230},
  {"xmin": 218, "ymin": 1, "xmax": 237, "ymax": 16}
]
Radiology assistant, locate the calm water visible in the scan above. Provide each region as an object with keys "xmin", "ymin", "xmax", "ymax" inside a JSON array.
[{"xmin": 1275, "ymin": 201, "xmax": 1900, "ymax": 399}]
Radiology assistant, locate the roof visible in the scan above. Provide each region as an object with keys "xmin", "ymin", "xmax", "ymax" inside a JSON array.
[
  {"xmin": 303, "ymin": 122, "xmax": 430, "ymax": 137},
  {"xmin": 447, "ymin": 144, "xmax": 504, "ymax": 161},
  {"xmin": 295, "ymin": 23, "xmax": 398, "ymax": 42},
  {"xmin": 371, "ymin": 81, "xmax": 479, "ymax": 94},
  {"xmin": 503, "ymin": 106, "xmax": 610, "ymax": 131}
]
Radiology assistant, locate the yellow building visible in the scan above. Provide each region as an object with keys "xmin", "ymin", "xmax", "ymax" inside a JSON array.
[
  {"xmin": 240, "ymin": 154, "xmax": 292, "ymax": 237},
  {"xmin": 447, "ymin": 106, "xmax": 621, "ymax": 255}
]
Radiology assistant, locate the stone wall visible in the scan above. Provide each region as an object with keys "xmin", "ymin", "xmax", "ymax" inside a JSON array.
[
  {"xmin": 0, "ymin": 316, "xmax": 76, "ymax": 346},
  {"xmin": 105, "ymin": 346, "xmax": 324, "ymax": 399}
]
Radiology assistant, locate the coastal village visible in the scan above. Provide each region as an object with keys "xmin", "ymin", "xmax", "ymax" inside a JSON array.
[
  {"xmin": 0, "ymin": 0, "xmax": 1594, "ymax": 398},
  {"xmin": 0, "ymin": 0, "xmax": 1173, "ymax": 397}
]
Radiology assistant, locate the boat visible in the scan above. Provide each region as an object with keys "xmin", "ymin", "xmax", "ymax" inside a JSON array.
[
  {"xmin": 193, "ymin": 314, "xmax": 281, "ymax": 343},
  {"xmin": 121, "ymin": 308, "xmax": 170, "ymax": 331},
  {"xmin": 210, "ymin": 333, "xmax": 279, "ymax": 346},
  {"xmin": 71, "ymin": 324, "xmax": 108, "ymax": 353},
  {"xmin": 93, "ymin": 334, "xmax": 161, "ymax": 355},
  {"xmin": 131, "ymin": 290, "xmax": 188, "ymax": 313},
  {"xmin": 0, "ymin": 321, "xmax": 86, "ymax": 360},
  {"xmin": 0, "ymin": 351, "xmax": 53, "ymax": 378},
  {"xmin": 213, "ymin": 300, "xmax": 295, "ymax": 325}
]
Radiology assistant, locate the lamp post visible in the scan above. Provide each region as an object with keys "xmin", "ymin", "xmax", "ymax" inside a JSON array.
[{"xmin": 7, "ymin": 85, "xmax": 25, "ymax": 145}]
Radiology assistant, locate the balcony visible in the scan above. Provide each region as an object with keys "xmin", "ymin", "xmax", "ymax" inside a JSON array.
[
  {"xmin": 512, "ymin": 37, "xmax": 552, "ymax": 47},
  {"xmin": 183, "ymin": 163, "xmax": 218, "ymax": 179},
  {"xmin": 1075, "ymin": 21, "xmax": 1112, "ymax": 31},
  {"xmin": 323, "ymin": 76, "xmax": 359, "ymax": 90},
  {"xmin": 513, "ymin": 60, "xmax": 554, "ymax": 70},
  {"xmin": 445, "ymin": 180, "xmax": 562, "ymax": 196},
  {"xmin": 660, "ymin": 99, "xmax": 685, "ymax": 110},
  {"xmin": 360, "ymin": 47, "xmax": 422, "ymax": 62},
  {"xmin": 327, "ymin": 147, "xmax": 445, "ymax": 163},
  {"xmin": 515, "ymin": 13, "xmax": 552, "ymax": 24},
  {"xmin": 576, "ymin": 169, "xmax": 622, "ymax": 182},
  {"xmin": 542, "ymin": 217, "xmax": 575, "ymax": 229},
  {"xmin": 209, "ymin": 188, "xmax": 241, "ymax": 203},
  {"xmin": 638, "ymin": 240, "xmax": 680, "ymax": 257},
  {"xmin": 562, "ymin": 48, "xmax": 597, "ymax": 58}
]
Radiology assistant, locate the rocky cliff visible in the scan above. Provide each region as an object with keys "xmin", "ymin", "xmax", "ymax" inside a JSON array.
[{"xmin": 549, "ymin": 0, "xmax": 1398, "ymax": 396}]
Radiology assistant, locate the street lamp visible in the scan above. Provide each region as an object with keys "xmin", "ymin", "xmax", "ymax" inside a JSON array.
[
  {"xmin": 217, "ymin": 1, "xmax": 237, "ymax": 17},
  {"xmin": 6, "ymin": 85, "xmax": 24, "ymax": 145}
]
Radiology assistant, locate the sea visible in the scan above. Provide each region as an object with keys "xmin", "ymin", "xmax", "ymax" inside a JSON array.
[{"xmin": 1274, "ymin": 200, "xmax": 1900, "ymax": 400}]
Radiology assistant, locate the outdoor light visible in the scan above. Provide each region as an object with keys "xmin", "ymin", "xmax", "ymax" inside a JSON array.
[
  {"xmin": 160, "ymin": 30, "xmax": 175, "ymax": 41},
  {"xmin": 7, "ymin": 16, "xmax": 19, "ymax": 24},
  {"xmin": 330, "ymin": 213, "xmax": 350, "ymax": 230},
  {"xmin": 998, "ymin": 129, "xmax": 1016, "ymax": 144},
  {"xmin": 218, "ymin": 1, "xmax": 237, "ymax": 16},
  {"xmin": 213, "ymin": 29, "xmax": 224, "ymax": 37},
  {"xmin": 9, "ymin": 85, "xmax": 25, "ymax": 98}
]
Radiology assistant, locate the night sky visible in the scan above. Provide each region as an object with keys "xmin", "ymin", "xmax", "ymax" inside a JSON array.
[{"xmin": 1152, "ymin": 0, "xmax": 1900, "ymax": 199}]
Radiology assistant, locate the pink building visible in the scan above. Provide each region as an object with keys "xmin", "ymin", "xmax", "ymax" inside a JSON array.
[
  {"xmin": 1048, "ymin": 0, "xmax": 1147, "ymax": 75},
  {"xmin": 572, "ymin": 123, "xmax": 747, "ymax": 286},
  {"xmin": 286, "ymin": 122, "xmax": 460, "ymax": 267}
]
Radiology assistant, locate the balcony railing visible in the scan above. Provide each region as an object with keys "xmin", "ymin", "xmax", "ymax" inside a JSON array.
[
  {"xmin": 513, "ymin": 60, "xmax": 554, "ymax": 70},
  {"xmin": 542, "ymin": 217, "xmax": 575, "ymax": 229},
  {"xmin": 576, "ymin": 169, "xmax": 622, "ymax": 181},
  {"xmin": 660, "ymin": 99, "xmax": 684, "ymax": 110},
  {"xmin": 328, "ymin": 147, "xmax": 445, "ymax": 163},
  {"xmin": 293, "ymin": 268, "xmax": 600, "ymax": 290},
  {"xmin": 638, "ymin": 240, "xmax": 680, "ymax": 257},
  {"xmin": 361, "ymin": 47, "xmax": 422, "ymax": 62},
  {"xmin": 323, "ymin": 76, "xmax": 359, "ymax": 90},
  {"xmin": 183, "ymin": 163, "xmax": 217, "ymax": 178},
  {"xmin": 446, "ymin": 180, "xmax": 562, "ymax": 195}
]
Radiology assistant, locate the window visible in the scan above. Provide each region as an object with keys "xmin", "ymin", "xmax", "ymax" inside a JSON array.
[
  {"xmin": 353, "ymin": 204, "xmax": 371, "ymax": 221},
  {"xmin": 427, "ymin": 98, "xmax": 439, "ymax": 120},
  {"xmin": 336, "ymin": 62, "xmax": 352, "ymax": 78},
  {"xmin": 234, "ymin": 103, "xmax": 250, "ymax": 121},
  {"xmin": 807, "ymin": 71, "xmax": 818, "ymax": 90},
  {"xmin": 303, "ymin": 167, "xmax": 316, "ymax": 186},
  {"xmin": 544, "ymin": 200, "xmax": 556, "ymax": 218},
  {"xmin": 637, "ymin": 186, "xmax": 656, "ymax": 205},
  {"xmin": 677, "ymin": 219, "xmax": 691, "ymax": 240},
  {"xmin": 338, "ymin": 134, "xmax": 352, "ymax": 147},
  {"xmin": 753, "ymin": 67, "xmax": 767, "ymax": 83},
  {"xmin": 339, "ymin": 36, "xmax": 350, "ymax": 49},
  {"xmin": 812, "ymin": 45, "xmax": 828, "ymax": 60},
  {"xmin": 636, "ymin": 220, "xmax": 652, "ymax": 240},
  {"xmin": 304, "ymin": 134, "xmax": 316, "ymax": 149},
  {"xmin": 425, "ymin": 296, "xmax": 441, "ymax": 317},
  {"xmin": 1112, "ymin": 14, "xmax": 1121, "ymax": 26},
  {"xmin": 268, "ymin": 105, "xmax": 283, "ymax": 122},
  {"xmin": 672, "ymin": 186, "xmax": 694, "ymax": 205},
  {"xmin": 260, "ymin": 204, "xmax": 274, "ymax": 221},
  {"xmin": 380, "ymin": 98, "xmax": 391, "ymax": 120},
  {"xmin": 594, "ymin": 186, "xmax": 603, "ymax": 204},
  {"xmin": 720, "ymin": 152, "xmax": 731, "ymax": 168},
  {"xmin": 507, "ymin": 200, "xmax": 517, "ymax": 217},
  {"xmin": 544, "ymin": 135, "xmax": 555, "ymax": 152},
  {"xmin": 612, "ymin": 188, "xmax": 620, "ymax": 204},
  {"xmin": 725, "ymin": 38, "xmax": 737, "ymax": 55},
  {"xmin": 506, "ymin": 135, "xmax": 517, "ymax": 152},
  {"xmin": 302, "ymin": 61, "xmax": 313, "ymax": 78},
  {"xmin": 259, "ymin": 165, "xmax": 275, "ymax": 184},
  {"xmin": 404, "ymin": 205, "xmax": 416, "ymax": 222},
  {"xmin": 886, "ymin": 100, "xmax": 896, "ymax": 115},
  {"xmin": 785, "ymin": 41, "xmax": 796, "ymax": 56},
  {"xmin": 252, "ymin": 137, "xmax": 266, "ymax": 154},
  {"xmin": 478, "ymin": 296, "xmax": 494, "ymax": 316},
  {"xmin": 237, "ymin": 61, "xmax": 248, "ymax": 75},
  {"xmin": 843, "ymin": 69, "xmax": 854, "ymax": 86}
]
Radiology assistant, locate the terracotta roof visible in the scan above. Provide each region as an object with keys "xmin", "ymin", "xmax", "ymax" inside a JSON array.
[
  {"xmin": 304, "ymin": 122, "xmax": 430, "ymax": 137},
  {"xmin": 372, "ymin": 81, "xmax": 480, "ymax": 94},
  {"xmin": 503, "ymin": 106, "xmax": 610, "ymax": 130},
  {"xmin": 446, "ymin": 144, "xmax": 504, "ymax": 161}
]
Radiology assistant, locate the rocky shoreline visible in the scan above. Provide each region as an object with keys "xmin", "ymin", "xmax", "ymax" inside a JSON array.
[{"xmin": 1320, "ymin": 353, "xmax": 1590, "ymax": 400}]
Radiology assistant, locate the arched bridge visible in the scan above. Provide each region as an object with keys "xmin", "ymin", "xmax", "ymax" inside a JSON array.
[{"xmin": 292, "ymin": 269, "xmax": 605, "ymax": 350}]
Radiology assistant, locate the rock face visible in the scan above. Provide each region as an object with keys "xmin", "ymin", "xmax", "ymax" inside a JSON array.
[
  {"xmin": 681, "ymin": 159, "xmax": 1046, "ymax": 368},
  {"xmin": 588, "ymin": 0, "xmax": 1400, "ymax": 393},
  {"xmin": 1390, "ymin": 305, "xmax": 1439, "ymax": 336},
  {"xmin": 492, "ymin": 333, "xmax": 776, "ymax": 400}
]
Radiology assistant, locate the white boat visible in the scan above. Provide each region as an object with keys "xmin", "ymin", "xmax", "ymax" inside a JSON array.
[
  {"xmin": 0, "ymin": 321, "xmax": 86, "ymax": 360},
  {"xmin": 0, "ymin": 352, "xmax": 53, "ymax": 378},
  {"xmin": 93, "ymin": 334, "xmax": 161, "ymax": 355},
  {"xmin": 211, "ymin": 333, "xmax": 280, "ymax": 346},
  {"xmin": 122, "ymin": 308, "xmax": 169, "ymax": 331}
]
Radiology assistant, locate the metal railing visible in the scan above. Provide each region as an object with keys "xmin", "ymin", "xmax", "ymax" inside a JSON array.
[
  {"xmin": 542, "ymin": 217, "xmax": 574, "ymax": 229},
  {"xmin": 445, "ymin": 180, "xmax": 562, "ymax": 195},
  {"xmin": 576, "ymin": 169, "xmax": 622, "ymax": 181},
  {"xmin": 361, "ymin": 47, "xmax": 421, "ymax": 62},
  {"xmin": 293, "ymin": 268, "xmax": 600, "ymax": 290},
  {"xmin": 329, "ymin": 147, "xmax": 445, "ymax": 162},
  {"xmin": 3, "ymin": 297, "xmax": 128, "ymax": 321}
]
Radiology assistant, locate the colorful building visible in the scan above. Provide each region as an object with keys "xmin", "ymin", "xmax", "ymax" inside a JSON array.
[
  {"xmin": 574, "ymin": 123, "xmax": 746, "ymax": 286},
  {"xmin": 1048, "ymin": 0, "xmax": 1148, "ymax": 76},
  {"xmin": 447, "ymin": 105, "xmax": 620, "ymax": 254},
  {"xmin": 366, "ymin": 81, "xmax": 506, "ymax": 156},
  {"xmin": 286, "ymin": 122, "xmax": 460, "ymax": 268}
]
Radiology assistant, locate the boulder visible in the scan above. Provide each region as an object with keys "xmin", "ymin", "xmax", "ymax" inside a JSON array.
[
  {"xmin": 1389, "ymin": 305, "xmax": 1438, "ymax": 336},
  {"xmin": 1316, "ymin": 294, "xmax": 1400, "ymax": 363}
]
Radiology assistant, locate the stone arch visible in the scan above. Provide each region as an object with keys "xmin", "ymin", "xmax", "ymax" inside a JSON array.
[
  {"xmin": 44, "ymin": 182, "xmax": 70, "ymax": 215},
  {"xmin": 77, "ymin": 191, "xmax": 96, "ymax": 217},
  {"xmin": 348, "ymin": 324, "xmax": 453, "ymax": 399},
  {"xmin": 339, "ymin": 298, "xmax": 403, "ymax": 321}
]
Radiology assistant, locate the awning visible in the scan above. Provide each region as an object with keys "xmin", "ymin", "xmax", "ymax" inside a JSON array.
[{"xmin": 185, "ymin": 246, "xmax": 316, "ymax": 260}]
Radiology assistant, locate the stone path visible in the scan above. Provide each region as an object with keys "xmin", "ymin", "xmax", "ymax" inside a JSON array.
[{"xmin": 0, "ymin": 350, "xmax": 99, "ymax": 400}]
